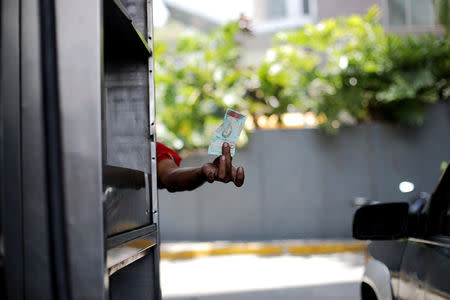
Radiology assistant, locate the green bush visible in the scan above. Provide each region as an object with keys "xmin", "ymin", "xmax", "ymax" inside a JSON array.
[
  {"xmin": 155, "ymin": 22, "xmax": 250, "ymax": 150},
  {"xmin": 155, "ymin": 6, "xmax": 450, "ymax": 149},
  {"xmin": 257, "ymin": 6, "xmax": 449, "ymax": 132}
]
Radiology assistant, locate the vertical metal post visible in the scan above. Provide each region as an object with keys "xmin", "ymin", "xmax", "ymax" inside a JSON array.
[
  {"xmin": 53, "ymin": 1, "xmax": 106, "ymax": 299},
  {"xmin": 39, "ymin": 0, "xmax": 72, "ymax": 298},
  {"xmin": 22, "ymin": 0, "xmax": 53, "ymax": 298},
  {"xmin": 147, "ymin": 1, "xmax": 162, "ymax": 299},
  {"xmin": 0, "ymin": 0, "xmax": 24, "ymax": 298}
]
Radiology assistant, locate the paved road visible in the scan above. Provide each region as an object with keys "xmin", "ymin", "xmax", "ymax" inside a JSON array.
[{"xmin": 161, "ymin": 252, "xmax": 364, "ymax": 300}]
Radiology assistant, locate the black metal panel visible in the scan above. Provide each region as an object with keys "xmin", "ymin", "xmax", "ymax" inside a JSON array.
[
  {"xmin": 104, "ymin": 0, "xmax": 151, "ymax": 61},
  {"xmin": 0, "ymin": 1, "xmax": 3, "ymax": 293},
  {"xmin": 0, "ymin": 0, "xmax": 24, "ymax": 298},
  {"xmin": 103, "ymin": 183, "xmax": 151, "ymax": 237},
  {"xmin": 107, "ymin": 224, "xmax": 156, "ymax": 249},
  {"xmin": 104, "ymin": 58, "xmax": 151, "ymax": 173},
  {"xmin": 40, "ymin": 0, "xmax": 72, "ymax": 298},
  {"xmin": 107, "ymin": 229, "xmax": 157, "ymax": 276},
  {"xmin": 103, "ymin": 166, "xmax": 146, "ymax": 189},
  {"xmin": 109, "ymin": 252, "xmax": 156, "ymax": 300},
  {"xmin": 103, "ymin": 0, "xmax": 152, "ymax": 174},
  {"xmin": 119, "ymin": 0, "xmax": 148, "ymax": 36},
  {"xmin": 21, "ymin": 0, "xmax": 53, "ymax": 298}
]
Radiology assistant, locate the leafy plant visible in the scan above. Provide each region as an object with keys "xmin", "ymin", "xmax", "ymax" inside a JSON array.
[
  {"xmin": 155, "ymin": 6, "xmax": 450, "ymax": 149},
  {"xmin": 155, "ymin": 22, "xmax": 251, "ymax": 150},
  {"xmin": 257, "ymin": 6, "xmax": 449, "ymax": 132},
  {"xmin": 433, "ymin": 0, "xmax": 450, "ymax": 29}
]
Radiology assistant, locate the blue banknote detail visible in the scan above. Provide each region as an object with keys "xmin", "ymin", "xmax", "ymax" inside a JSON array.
[{"xmin": 208, "ymin": 108, "xmax": 247, "ymax": 157}]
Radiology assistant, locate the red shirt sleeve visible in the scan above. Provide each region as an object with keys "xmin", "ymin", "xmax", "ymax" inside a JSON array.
[{"xmin": 156, "ymin": 142, "xmax": 182, "ymax": 167}]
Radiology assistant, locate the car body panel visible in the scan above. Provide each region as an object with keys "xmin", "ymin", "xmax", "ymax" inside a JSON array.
[
  {"xmin": 368, "ymin": 240, "xmax": 407, "ymax": 298},
  {"xmin": 363, "ymin": 258, "xmax": 393, "ymax": 300},
  {"xmin": 423, "ymin": 239, "xmax": 450, "ymax": 300},
  {"xmin": 398, "ymin": 241, "xmax": 427, "ymax": 300}
]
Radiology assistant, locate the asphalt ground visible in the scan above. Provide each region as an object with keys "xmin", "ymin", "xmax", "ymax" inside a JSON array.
[{"xmin": 161, "ymin": 252, "xmax": 365, "ymax": 300}]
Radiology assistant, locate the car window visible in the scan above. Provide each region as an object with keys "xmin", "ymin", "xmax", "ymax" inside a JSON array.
[
  {"xmin": 429, "ymin": 167, "xmax": 450, "ymax": 237},
  {"xmin": 440, "ymin": 189, "xmax": 450, "ymax": 236}
]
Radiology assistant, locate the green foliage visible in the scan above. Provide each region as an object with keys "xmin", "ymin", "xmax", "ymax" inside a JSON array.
[
  {"xmin": 155, "ymin": 6, "xmax": 450, "ymax": 150},
  {"xmin": 433, "ymin": 0, "xmax": 450, "ymax": 29},
  {"xmin": 257, "ymin": 6, "xmax": 450, "ymax": 132},
  {"xmin": 155, "ymin": 22, "xmax": 250, "ymax": 150}
]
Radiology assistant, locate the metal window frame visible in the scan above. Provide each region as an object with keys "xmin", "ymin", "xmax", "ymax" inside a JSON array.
[{"xmin": 147, "ymin": 0, "xmax": 163, "ymax": 298}]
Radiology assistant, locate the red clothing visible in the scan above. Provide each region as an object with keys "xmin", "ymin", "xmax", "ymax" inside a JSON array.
[{"xmin": 156, "ymin": 142, "xmax": 182, "ymax": 166}]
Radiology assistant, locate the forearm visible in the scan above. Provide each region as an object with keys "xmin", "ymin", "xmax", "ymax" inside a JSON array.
[
  {"xmin": 157, "ymin": 143, "xmax": 244, "ymax": 192},
  {"xmin": 159, "ymin": 167, "xmax": 206, "ymax": 192}
]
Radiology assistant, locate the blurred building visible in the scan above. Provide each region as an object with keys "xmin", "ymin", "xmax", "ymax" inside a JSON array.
[
  {"xmin": 317, "ymin": 0, "xmax": 439, "ymax": 34},
  {"xmin": 160, "ymin": 0, "xmax": 441, "ymax": 64},
  {"xmin": 164, "ymin": 0, "xmax": 440, "ymax": 32}
]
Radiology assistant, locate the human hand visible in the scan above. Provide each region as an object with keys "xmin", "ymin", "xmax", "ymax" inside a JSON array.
[{"xmin": 201, "ymin": 142, "xmax": 245, "ymax": 187}]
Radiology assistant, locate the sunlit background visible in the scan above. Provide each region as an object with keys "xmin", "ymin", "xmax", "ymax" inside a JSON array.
[
  {"xmin": 153, "ymin": 0, "xmax": 447, "ymax": 152},
  {"xmin": 153, "ymin": 0, "xmax": 449, "ymax": 299}
]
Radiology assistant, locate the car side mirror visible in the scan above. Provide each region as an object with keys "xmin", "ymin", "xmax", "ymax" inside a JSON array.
[{"xmin": 352, "ymin": 202, "xmax": 409, "ymax": 240}]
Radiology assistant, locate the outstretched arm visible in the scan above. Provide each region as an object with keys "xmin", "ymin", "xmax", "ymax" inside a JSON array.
[{"xmin": 157, "ymin": 142, "xmax": 245, "ymax": 192}]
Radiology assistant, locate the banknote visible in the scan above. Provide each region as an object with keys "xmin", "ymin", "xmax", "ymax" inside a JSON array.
[{"xmin": 208, "ymin": 109, "xmax": 247, "ymax": 157}]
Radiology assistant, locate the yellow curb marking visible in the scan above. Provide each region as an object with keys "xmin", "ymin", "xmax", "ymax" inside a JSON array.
[
  {"xmin": 288, "ymin": 243, "xmax": 367, "ymax": 255},
  {"xmin": 161, "ymin": 242, "xmax": 367, "ymax": 260}
]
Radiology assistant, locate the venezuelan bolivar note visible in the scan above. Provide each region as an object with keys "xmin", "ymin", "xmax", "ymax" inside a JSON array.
[{"xmin": 208, "ymin": 108, "xmax": 247, "ymax": 157}]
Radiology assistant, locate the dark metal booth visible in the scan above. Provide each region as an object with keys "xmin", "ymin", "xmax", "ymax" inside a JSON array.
[{"xmin": 1, "ymin": 0, "xmax": 161, "ymax": 298}]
